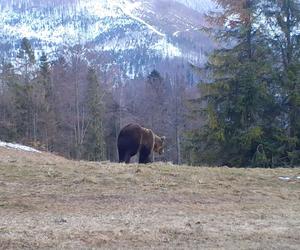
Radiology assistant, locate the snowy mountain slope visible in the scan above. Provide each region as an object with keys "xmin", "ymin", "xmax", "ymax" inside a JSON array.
[
  {"xmin": 0, "ymin": 0, "xmax": 215, "ymax": 79},
  {"xmin": 174, "ymin": 0, "xmax": 216, "ymax": 12}
]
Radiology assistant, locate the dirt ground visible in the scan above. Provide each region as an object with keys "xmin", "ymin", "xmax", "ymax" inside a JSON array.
[{"xmin": 0, "ymin": 148, "xmax": 299, "ymax": 249}]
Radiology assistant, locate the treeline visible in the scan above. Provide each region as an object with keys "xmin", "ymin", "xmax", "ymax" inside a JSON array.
[
  {"xmin": 0, "ymin": 38, "xmax": 194, "ymax": 163},
  {"xmin": 186, "ymin": 0, "xmax": 300, "ymax": 167},
  {"xmin": 0, "ymin": 38, "xmax": 114, "ymax": 160}
]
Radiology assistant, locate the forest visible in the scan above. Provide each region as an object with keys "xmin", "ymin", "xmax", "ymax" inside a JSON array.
[{"xmin": 0, "ymin": 0, "xmax": 300, "ymax": 167}]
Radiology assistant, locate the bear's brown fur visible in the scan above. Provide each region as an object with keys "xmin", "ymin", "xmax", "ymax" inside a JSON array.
[{"xmin": 117, "ymin": 124, "xmax": 165, "ymax": 164}]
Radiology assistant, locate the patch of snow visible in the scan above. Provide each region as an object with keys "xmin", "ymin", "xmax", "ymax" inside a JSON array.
[
  {"xmin": 115, "ymin": 0, "xmax": 166, "ymax": 37},
  {"xmin": 80, "ymin": 0, "xmax": 120, "ymax": 18},
  {"xmin": 278, "ymin": 176, "xmax": 291, "ymax": 181},
  {"xmin": 173, "ymin": 31, "xmax": 180, "ymax": 37},
  {"xmin": 174, "ymin": 0, "xmax": 216, "ymax": 13},
  {"xmin": 278, "ymin": 176, "xmax": 300, "ymax": 181},
  {"xmin": 0, "ymin": 141, "xmax": 41, "ymax": 153},
  {"xmin": 151, "ymin": 37, "xmax": 182, "ymax": 58}
]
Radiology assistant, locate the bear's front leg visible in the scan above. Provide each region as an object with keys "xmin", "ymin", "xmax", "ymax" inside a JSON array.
[{"xmin": 139, "ymin": 146, "xmax": 152, "ymax": 164}]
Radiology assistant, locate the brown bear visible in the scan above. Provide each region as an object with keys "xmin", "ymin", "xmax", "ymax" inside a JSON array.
[{"xmin": 117, "ymin": 124, "xmax": 166, "ymax": 164}]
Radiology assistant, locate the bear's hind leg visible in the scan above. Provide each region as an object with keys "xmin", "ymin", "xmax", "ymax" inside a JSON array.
[
  {"xmin": 119, "ymin": 150, "xmax": 132, "ymax": 164},
  {"xmin": 125, "ymin": 152, "xmax": 131, "ymax": 164},
  {"xmin": 118, "ymin": 149, "xmax": 125, "ymax": 163}
]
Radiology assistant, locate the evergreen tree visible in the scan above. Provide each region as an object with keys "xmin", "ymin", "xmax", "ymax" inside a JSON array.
[
  {"xmin": 17, "ymin": 37, "xmax": 35, "ymax": 84},
  {"xmin": 37, "ymin": 52, "xmax": 57, "ymax": 150},
  {"xmin": 188, "ymin": 0, "xmax": 278, "ymax": 166},
  {"xmin": 11, "ymin": 37, "xmax": 36, "ymax": 142},
  {"xmin": 83, "ymin": 67, "xmax": 106, "ymax": 161},
  {"xmin": 12, "ymin": 80, "xmax": 34, "ymax": 140},
  {"xmin": 145, "ymin": 70, "xmax": 169, "ymax": 129},
  {"xmin": 50, "ymin": 55, "xmax": 72, "ymax": 156},
  {"xmin": 0, "ymin": 62, "xmax": 18, "ymax": 141},
  {"xmin": 263, "ymin": 0, "xmax": 300, "ymax": 166},
  {"xmin": 145, "ymin": 70, "xmax": 171, "ymax": 161}
]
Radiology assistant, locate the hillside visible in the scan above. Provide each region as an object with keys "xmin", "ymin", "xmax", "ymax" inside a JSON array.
[{"xmin": 0, "ymin": 146, "xmax": 299, "ymax": 249}]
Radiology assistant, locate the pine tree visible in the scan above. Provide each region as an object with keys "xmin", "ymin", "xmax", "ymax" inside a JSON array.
[
  {"xmin": 144, "ymin": 70, "xmax": 171, "ymax": 161},
  {"xmin": 83, "ymin": 67, "xmax": 106, "ymax": 161},
  {"xmin": 145, "ymin": 70, "xmax": 170, "ymax": 129},
  {"xmin": 50, "ymin": 55, "xmax": 72, "ymax": 156},
  {"xmin": 0, "ymin": 61, "xmax": 18, "ymax": 141},
  {"xmin": 37, "ymin": 52, "xmax": 57, "ymax": 150},
  {"xmin": 188, "ymin": 0, "xmax": 278, "ymax": 166},
  {"xmin": 262, "ymin": 0, "xmax": 300, "ymax": 166},
  {"xmin": 17, "ymin": 37, "xmax": 35, "ymax": 84},
  {"xmin": 10, "ymin": 37, "xmax": 37, "ymax": 142}
]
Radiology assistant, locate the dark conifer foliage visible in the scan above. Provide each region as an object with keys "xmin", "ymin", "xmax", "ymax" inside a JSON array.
[
  {"xmin": 83, "ymin": 67, "xmax": 106, "ymax": 161},
  {"xmin": 187, "ymin": 0, "xmax": 300, "ymax": 167}
]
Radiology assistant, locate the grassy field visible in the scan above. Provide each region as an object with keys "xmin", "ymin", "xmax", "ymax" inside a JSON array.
[{"xmin": 0, "ymin": 148, "xmax": 299, "ymax": 249}]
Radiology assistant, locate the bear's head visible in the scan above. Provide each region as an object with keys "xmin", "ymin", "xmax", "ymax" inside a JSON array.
[{"xmin": 153, "ymin": 135, "xmax": 166, "ymax": 155}]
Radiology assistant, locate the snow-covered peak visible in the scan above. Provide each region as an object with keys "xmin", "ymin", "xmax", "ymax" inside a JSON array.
[{"xmin": 0, "ymin": 0, "xmax": 215, "ymax": 79}]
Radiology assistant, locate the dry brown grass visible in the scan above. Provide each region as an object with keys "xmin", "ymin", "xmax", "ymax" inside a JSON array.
[{"xmin": 0, "ymin": 148, "xmax": 300, "ymax": 249}]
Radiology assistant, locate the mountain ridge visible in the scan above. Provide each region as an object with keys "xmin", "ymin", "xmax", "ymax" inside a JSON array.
[{"xmin": 0, "ymin": 0, "xmax": 215, "ymax": 79}]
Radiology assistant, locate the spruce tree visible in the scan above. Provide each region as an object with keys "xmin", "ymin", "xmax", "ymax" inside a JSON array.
[
  {"xmin": 263, "ymin": 0, "xmax": 300, "ymax": 166},
  {"xmin": 188, "ymin": 0, "xmax": 277, "ymax": 166},
  {"xmin": 37, "ymin": 52, "xmax": 57, "ymax": 150},
  {"xmin": 11, "ymin": 37, "xmax": 36, "ymax": 142},
  {"xmin": 17, "ymin": 37, "xmax": 35, "ymax": 84},
  {"xmin": 0, "ymin": 62, "xmax": 18, "ymax": 141},
  {"xmin": 83, "ymin": 67, "xmax": 106, "ymax": 161}
]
